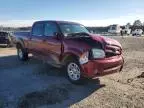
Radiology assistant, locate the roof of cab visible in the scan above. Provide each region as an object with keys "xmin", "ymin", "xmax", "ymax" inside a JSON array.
[{"xmin": 34, "ymin": 20, "xmax": 81, "ymax": 25}]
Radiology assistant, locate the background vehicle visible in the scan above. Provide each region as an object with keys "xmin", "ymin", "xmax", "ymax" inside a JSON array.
[
  {"xmin": 108, "ymin": 24, "xmax": 121, "ymax": 34},
  {"xmin": 121, "ymin": 26, "xmax": 131, "ymax": 35},
  {"xmin": 14, "ymin": 21, "xmax": 124, "ymax": 84},
  {"xmin": 132, "ymin": 29, "xmax": 143, "ymax": 36},
  {"xmin": 0, "ymin": 31, "xmax": 13, "ymax": 47}
]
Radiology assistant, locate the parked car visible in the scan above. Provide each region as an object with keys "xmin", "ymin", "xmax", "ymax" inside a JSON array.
[
  {"xmin": 14, "ymin": 20, "xmax": 124, "ymax": 84},
  {"xmin": 132, "ymin": 29, "xmax": 143, "ymax": 36},
  {"xmin": 0, "ymin": 31, "xmax": 13, "ymax": 47}
]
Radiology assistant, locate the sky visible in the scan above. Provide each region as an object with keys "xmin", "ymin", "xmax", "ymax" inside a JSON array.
[{"xmin": 0, "ymin": 0, "xmax": 144, "ymax": 27}]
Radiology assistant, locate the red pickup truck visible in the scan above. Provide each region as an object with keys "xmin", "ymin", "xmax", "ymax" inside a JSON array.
[{"xmin": 14, "ymin": 20, "xmax": 124, "ymax": 84}]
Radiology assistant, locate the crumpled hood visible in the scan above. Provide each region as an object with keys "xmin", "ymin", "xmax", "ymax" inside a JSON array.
[
  {"xmin": 89, "ymin": 33, "xmax": 122, "ymax": 48},
  {"xmin": 64, "ymin": 33, "xmax": 122, "ymax": 55}
]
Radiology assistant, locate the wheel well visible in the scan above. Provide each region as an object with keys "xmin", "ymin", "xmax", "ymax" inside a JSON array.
[{"xmin": 62, "ymin": 54, "xmax": 79, "ymax": 65}]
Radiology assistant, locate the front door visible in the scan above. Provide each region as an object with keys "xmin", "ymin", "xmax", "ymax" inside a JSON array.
[
  {"xmin": 43, "ymin": 22, "xmax": 62, "ymax": 65},
  {"xmin": 29, "ymin": 22, "xmax": 45, "ymax": 58}
]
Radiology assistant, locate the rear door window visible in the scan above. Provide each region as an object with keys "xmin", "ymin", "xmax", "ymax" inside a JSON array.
[{"xmin": 32, "ymin": 23, "xmax": 44, "ymax": 36}]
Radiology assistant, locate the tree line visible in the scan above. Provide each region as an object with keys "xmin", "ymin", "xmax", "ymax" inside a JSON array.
[
  {"xmin": 0, "ymin": 20, "xmax": 144, "ymax": 33},
  {"xmin": 87, "ymin": 20, "xmax": 144, "ymax": 33}
]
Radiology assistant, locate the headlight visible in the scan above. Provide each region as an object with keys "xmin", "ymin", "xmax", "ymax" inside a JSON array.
[
  {"xmin": 79, "ymin": 51, "xmax": 89, "ymax": 64},
  {"xmin": 91, "ymin": 49, "xmax": 105, "ymax": 59}
]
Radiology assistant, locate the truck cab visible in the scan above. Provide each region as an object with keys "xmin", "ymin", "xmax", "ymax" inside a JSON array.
[{"xmin": 15, "ymin": 20, "xmax": 124, "ymax": 84}]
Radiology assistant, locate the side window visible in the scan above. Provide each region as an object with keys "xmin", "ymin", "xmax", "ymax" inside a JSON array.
[
  {"xmin": 44, "ymin": 22, "xmax": 59, "ymax": 36},
  {"xmin": 32, "ymin": 23, "xmax": 44, "ymax": 36}
]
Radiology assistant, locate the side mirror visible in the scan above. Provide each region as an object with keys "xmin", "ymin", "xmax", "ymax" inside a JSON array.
[{"xmin": 54, "ymin": 32, "xmax": 62, "ymax": 40}]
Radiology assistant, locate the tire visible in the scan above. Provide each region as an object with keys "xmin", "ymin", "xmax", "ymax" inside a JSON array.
[
  {"xmin": 64, "ymin": 59, "xmax": 85, "ymax": 84},
  {"xmin": 6, "ymin": 40, "xmax": 10, "ymax": 47},
  {"xmin": 17, "ymin": 45, "xmax": 28, "ymax": 61}
]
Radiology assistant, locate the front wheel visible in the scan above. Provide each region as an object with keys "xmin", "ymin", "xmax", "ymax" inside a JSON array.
[
  {"xmin": 17, "ymin": 46, "xmax": 28, "ymax": 61},
  {"xmin": 65, "ymin": 59, "xmax": 84, "ymax": 84}
]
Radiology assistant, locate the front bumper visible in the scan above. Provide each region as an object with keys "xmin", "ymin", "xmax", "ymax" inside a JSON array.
[{"xmin": 81, "ymin": 55, "xmax": 124, "ymax": 78}]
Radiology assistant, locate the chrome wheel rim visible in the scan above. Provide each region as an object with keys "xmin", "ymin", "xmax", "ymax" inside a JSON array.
[
  {"xmin": 18, "ymin": 49, "xmax": 23, "ymax": 59},
  {"xmin": 67, "ymin": 63, "xmax": 80, "ymax": 81}
]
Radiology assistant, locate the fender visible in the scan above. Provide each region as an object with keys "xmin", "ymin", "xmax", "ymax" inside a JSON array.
[
  {"xmin": 60, "ymin": 47, "xmax": 86, "ymax": 65},
  {"xmin": 14, "ymin": 31, "xmax": 30, "ymax": 49},
  {"xmin": 16, "ymin": 37, "xmax": 25, "ymax": 48}
]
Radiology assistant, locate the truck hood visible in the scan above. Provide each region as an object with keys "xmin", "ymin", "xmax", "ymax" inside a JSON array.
[
  {"xmin": 64, "ymin": 33, "xmax": 122, "ymax": 54},
  {"xmin": 89, "ymin": 34, "xmax": 122, "ymax": 48}
]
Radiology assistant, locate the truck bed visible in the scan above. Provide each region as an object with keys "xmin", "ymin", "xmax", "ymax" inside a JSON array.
[{"xmin": 14, "ymin": 31, "xmax": 30, "ymax": 38}]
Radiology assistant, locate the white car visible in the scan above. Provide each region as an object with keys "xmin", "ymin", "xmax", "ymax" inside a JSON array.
[{"xmin": 132, "ymin": 29, "xmax": 143, "ymax": 36}]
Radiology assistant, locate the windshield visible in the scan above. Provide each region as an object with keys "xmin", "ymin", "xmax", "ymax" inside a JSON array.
[{"xmin": 59, "ymin": 23, "xmax": 89, "ymax": 37}]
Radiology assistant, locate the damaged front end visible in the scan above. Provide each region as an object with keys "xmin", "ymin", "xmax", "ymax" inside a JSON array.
[{"xmin": 79, "ymin": 35, "xmax": 124, "ymax": 78}]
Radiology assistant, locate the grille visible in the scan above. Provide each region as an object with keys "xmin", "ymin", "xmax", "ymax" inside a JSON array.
[{"xmin": 105, "ymin": 45, "xmax": 121, "ymax": 57}]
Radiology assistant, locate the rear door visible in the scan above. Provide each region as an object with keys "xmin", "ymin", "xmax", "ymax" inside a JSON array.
[
  {"xmin": 29, "ymin": 22, "xmax": 45, "ymax": 57},
  {"xmin": 43, "ymin": 22, "xmax": 62, "ymax": 65}
]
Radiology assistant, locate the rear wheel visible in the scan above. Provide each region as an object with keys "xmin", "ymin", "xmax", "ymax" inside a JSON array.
[
  {"xmin": 64, "ymin": 59, "xmax": 85, "ymax": 84},
  {"xmin": 17, "ymin": 45, "xmax": 28, "ymax": 61}
]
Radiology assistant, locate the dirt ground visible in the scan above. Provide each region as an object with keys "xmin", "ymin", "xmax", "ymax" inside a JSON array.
[{"xmin": 0, "ymin": 36, "xmax": 144, "ymax": 108}]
